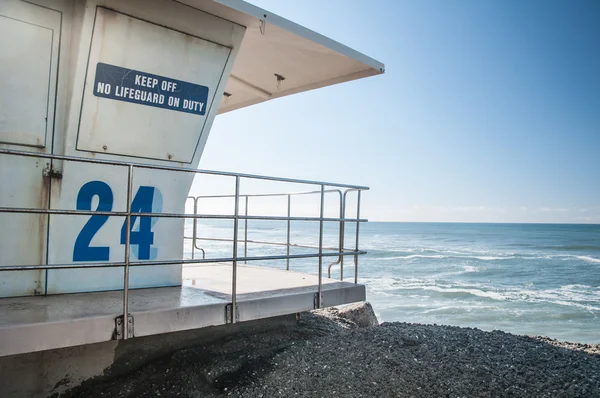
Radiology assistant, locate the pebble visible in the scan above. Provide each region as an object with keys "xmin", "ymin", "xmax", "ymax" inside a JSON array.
[{"xmin": 61, "ymin": 304, "xmax": 600, "ymax": 398}]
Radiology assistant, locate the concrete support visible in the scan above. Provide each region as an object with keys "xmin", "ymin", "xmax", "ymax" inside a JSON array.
[{"xmin": 0, "ymin": 315, "xmax": 296, "ymax": 398}]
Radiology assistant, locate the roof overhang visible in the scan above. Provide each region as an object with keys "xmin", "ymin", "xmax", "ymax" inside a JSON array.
[{"xmin": 175, "ymin": 0, "xmax": 385, "ymax": 113}]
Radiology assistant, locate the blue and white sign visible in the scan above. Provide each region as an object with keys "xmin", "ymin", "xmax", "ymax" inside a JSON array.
[
  {"xmin": 46, "ymin": 160, "xmax": 187, "ymax": 294},
  {"xmin": 93, "ymin": 62, "xmax": 208, "ymax": 115}
]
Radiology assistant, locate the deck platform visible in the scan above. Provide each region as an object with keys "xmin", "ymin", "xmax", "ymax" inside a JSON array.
[{"xmin": 0, "ymin": 264, "xmax": 364, "ymax": 357}]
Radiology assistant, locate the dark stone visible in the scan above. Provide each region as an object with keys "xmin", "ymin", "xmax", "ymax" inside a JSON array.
[
  {"xmin": 337, "ymin": 302, "xmax": 380, "ymax": 328},
  {"xmin": 60, "ymin": 309, "xmax": 600, "ymax": 398}
]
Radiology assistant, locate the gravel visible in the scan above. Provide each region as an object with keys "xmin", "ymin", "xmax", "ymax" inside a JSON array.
[{"xmin": 61, "ymin": 305, "xmax": 600, "ymax": 398}]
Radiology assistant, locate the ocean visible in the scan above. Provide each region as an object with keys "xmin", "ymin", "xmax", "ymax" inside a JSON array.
[{"xmin": 184, "ymin": 221, "xmax": 600, "ymax": 344}]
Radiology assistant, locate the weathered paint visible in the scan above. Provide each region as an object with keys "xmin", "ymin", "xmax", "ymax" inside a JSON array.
[
  {"xmin": 0, "ymin": 0, "xmax": 245, "ymax": 297},
  {"xmin": 0, "ymin": 154, "xmax": 49, "ymax": 297},
  {"xmin": 0, "ymin": 3, "xmax": 60, "ymax": 148},
  {"xmin": 0, "ymin": 1, "xmax": 63, "ymax": 297},
  {"xmin": 77, "ymin": 8, "xmax": 232, "ymax": 163}
]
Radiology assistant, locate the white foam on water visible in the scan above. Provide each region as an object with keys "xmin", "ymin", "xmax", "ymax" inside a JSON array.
[
  {"xmin": 361, "ymin": 275, "xmax": 600, "ymax": 313},
  {"xmin": 561, "ymin": 284, "xmax": 594, "ymax": 290},
  {"xmin": 418, "ymin": 286, "xmax": 509, "ymax": 301},
  {"xmin": 470, "ymin": 255, "xmax": 512, "ymax": 260},
  {"xmin": 523, "ymin": 254, "xmax": 600, "ymax": 264},
  {"xmin": 433, "ymin": 265, "xmax": 487, "ymax": 277},
  {"xmin": 396, "ymin": 254, "xmax": 447, "ymax": 260},
  {"xmin": 374, "ymin": 253, "xmax": 518, "ymax": 262},
  {"xmin": 575, "ymin": 255, "xmax": 600, "ymax": 264},
  {"xmin": 422, "ymin": 304, "xmax": 503, "ymax": 314},
  {"xmin": 551, "ymin": 301, "xmax": 600, "ymax": 312}
]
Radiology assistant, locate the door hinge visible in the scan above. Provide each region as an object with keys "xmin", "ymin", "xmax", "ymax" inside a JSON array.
[
  {"xmin": 225, "ymin": 303, "xmax": 239, "ymax": 324},
  {"xmin": 114, "ymin": 315, "xmax": 134, "ymax": 339},
  {"xmin": 43, "ymin": 164, "xmax": 62, "ymax": 179}
]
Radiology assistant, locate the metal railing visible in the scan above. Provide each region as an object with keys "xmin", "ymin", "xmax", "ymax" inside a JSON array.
[
  {"xmin": 185, "ymin": 188, "xmax": 362, "ymax": 278},
  {"xmin": 0, "ymin": 148, "xmax": 368, "ymax": 339}
]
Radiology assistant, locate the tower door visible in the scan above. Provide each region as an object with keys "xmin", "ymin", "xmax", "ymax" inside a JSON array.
[{"xmin": 0, "ymin": 1, "xmax": 61, "ymax": 297}]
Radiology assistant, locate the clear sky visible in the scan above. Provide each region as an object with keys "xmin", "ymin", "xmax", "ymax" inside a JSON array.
[{"xmin": 199, "ymin": 0, "xmax": 600, "ymax": 223}]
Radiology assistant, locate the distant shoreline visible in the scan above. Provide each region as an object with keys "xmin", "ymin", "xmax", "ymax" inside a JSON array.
[{"xmin": 367, "ymin": 220, "xmax": 600, "ymax": 226}]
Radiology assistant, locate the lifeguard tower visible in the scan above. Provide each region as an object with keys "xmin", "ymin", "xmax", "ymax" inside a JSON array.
[{"xmin": 0, "ymin": 0, "xmax": 384, "ymax": 395}]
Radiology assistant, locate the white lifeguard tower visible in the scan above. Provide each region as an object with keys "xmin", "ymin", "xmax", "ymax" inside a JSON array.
[{"xmin": 0, "ymin": 0, "xmax": 383, "ymax": 395}]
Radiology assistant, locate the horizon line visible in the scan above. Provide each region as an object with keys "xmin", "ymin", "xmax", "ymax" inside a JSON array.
[{"xmin": 367, "ymin": 220, "xmax": 600, "ymax": 226}]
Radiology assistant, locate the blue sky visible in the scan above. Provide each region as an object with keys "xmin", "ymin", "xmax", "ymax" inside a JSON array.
[{"xmin": 200, "ymin": 0, "xmax": 600, "ymax": 223}]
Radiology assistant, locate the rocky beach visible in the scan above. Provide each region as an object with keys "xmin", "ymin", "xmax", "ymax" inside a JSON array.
[{"xmin": 61, "ymin": 303, "xmax": 600, "ymax": 397}]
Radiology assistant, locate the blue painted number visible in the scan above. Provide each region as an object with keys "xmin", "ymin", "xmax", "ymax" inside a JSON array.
[
  {"xmin": 73, "ymin": 181, "xmax": 113, "ymax": 261},
  {"xmin": 120, "ymin": 186, "xmax": 156, "ymax": 260},
  {"xmin": 73, "ymin": 182, "xmax": 161, "ymax": 261}
]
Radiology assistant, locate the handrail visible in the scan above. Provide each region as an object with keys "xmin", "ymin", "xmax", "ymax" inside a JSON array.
[
  {"xmin": 191, "ymin": 187, "xmax": 343, "ymax": 267},
  {"xmin": 185, "ymin": 196, "xmax": 206, "ymax": 260},
  {"xmin": 327, "ymin": 188, "xmax": 362, "ymax": 279},
  {"xmin": 0, "ymin": 207, "xmax": 367, "ymax": 222},
  {"xmin": 0, "ymin": 148, "xmax": 368, "ymax": 339},
  {"xmin": 188, "ymin": 187, "xmax": 361, "ymax": 281},
  {"xmin": 187, "ymin": 189, "xmax": 346, "ymax": 272},
  {"xmin": 0, "ymin": 250, "xmax": 367, "ymax": 271},
  {"xmin": 0, "ymin": 149, "xmax": 370, "ymax": 190},
  {"xmin": 354, "ymin": 191, "xmax": 362, "ymax": 284},
  {"xmin": 186, "ymin": 236, "xmax": 354, "ymax": 252},
  {"xmin": 192, "ymin": 189, "xmax": 342, "ymax": 199},
  {"xmin": 185, "ymin": 187, "xmax": 365, "ymax": 281}
]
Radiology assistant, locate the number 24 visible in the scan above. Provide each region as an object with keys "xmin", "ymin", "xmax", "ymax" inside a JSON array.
[{"xmin": 73, "ymin": 181, "xmax": 161, "ymax": 261}]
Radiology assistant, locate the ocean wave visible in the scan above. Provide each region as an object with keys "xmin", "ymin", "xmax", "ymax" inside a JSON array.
[
  {"xmin": 561, "ymin": 284, "xmax": 594, "ymax": 290},
  {"xmin": 550, "ymin": 301, "xmax": 600, "ymax": 312},
  {"xmin": 373, "ymin": 253, "xmax": 515, "ymax": 262},
  {"xmin": 529, "ymin": 254, "xmax": 600, "ymax": 264},
  {"xmin": 422, "ymin": 304, "xmax": 504, "ymax": 314},
  {"xmin": 362, "ymin": 277, "xmax": 600, "ymax": 312},
  {"xmin": 415, "ymin": 286, "xmax": 600, "ymax": 311},
  {"xmin": 379, "ymin": 254, "xmax": 447, "ymax": 260},
  {"xmin": 433, "ymin": 265, "xmax": 487, "ymax": 277},
  {"xmin": 408, "ymin": 285, "xmax": 509, "ymax": 301},
  {"xmin": 365, "ymin": 247, "xmax": 447, "ymax": 256},
  {"xmin": 470, "ymin": 255, "xmax": 513, "ymax": 261},
  {"xmin": 367, "ymin": 250, "xmax": 600, "ymax": 265},
  {"xmin": 506, "ymin": 243, "xmax": 600, "ymax": 252},
  {"xmin": 574, "ymin": 255, "xmax": 600, "ymax": 264},
  {"xmin": 361, "ymin": 277, "xmax": 429, "ymax": 292}
]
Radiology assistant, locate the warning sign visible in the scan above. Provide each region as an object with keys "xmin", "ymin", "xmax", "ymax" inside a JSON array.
[{"xmin": 93, "ymin": 62, "xmax": 209, "ymax": 115}]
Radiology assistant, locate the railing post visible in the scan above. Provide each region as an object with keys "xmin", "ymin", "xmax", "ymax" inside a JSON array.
[
  {"xmin": 286, "ymin": 194, "xmax": 291, "ymax": 271},
  {"xmin": 231, "ymin": 176, "xmax": 241, "ymax": 323},
  {"xmin": 354, "ymin": 190, "xmax": 361, "ymax": 284},
  {"xmin": 317, "ymin": 184, "xmax": 325, "ymax": 308},
  {"xmin": 339, "ymin": 191, "xmax": 345, "ymax": 281},
  {"xmin": 244, "ymin": 195, "xmax": 248, "ymax": 265},
  {"xmin": 123, "ymin": 164, "xmax": 134, "ymax": 339},
  {"xmin": 192, "ymin": 197, "xmax": 198, "ymax": 260},
  {"xmin": 326, "ymin": 190, "xmax": 343, "ymax": 279}
]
